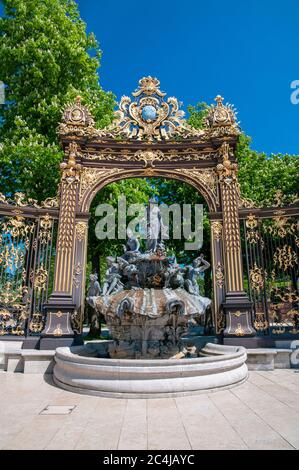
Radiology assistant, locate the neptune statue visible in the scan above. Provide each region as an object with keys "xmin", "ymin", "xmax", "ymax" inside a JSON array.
[{"xmin": 87, "ymin": 201, "xmax": 211, "ymax": 359}]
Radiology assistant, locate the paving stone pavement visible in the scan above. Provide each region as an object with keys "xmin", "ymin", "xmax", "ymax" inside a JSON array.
[{"xmin": 0, "ymin": 370, "xmax": 298, "ymax": 450}]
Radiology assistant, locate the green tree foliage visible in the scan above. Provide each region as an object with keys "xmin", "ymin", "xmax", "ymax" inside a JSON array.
[
  {"xmin": 88, "ymin": 178, "xmax": 157, "ymax": 279},
  {"xmin": 0, "ymin": 0, "xmax": 115, "ymax": 200},
  {"xmin": 149, "ymin": 178, "xmax": 212, "ymax": 297},
  {"xmin": 236, "ymin": 134, "xmax": 299, "ymax": 204},
  {"xmin": 187, "ymin": 103, "xmax": 299, "ymax": 204},
  {"xmin": 187, "ymin": 102, "xmax": 209, "ymax": 130}
]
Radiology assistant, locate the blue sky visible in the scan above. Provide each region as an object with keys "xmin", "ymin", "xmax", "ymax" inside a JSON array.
[{"xmin": 77, "ymin": 0, "xmax": 299, "ymax": 155}]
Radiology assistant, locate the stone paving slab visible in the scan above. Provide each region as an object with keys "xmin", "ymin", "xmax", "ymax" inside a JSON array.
[{"xmin": 0, "ymin": 370, "xmax": 298, "ymax": 450}]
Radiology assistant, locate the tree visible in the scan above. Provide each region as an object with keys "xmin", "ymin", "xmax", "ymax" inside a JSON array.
[
  {"xmin": 187, "ymin": 102, "xmax": 299, "ymax": 203},
  {"xmin": 149, "ymin": 177, "xmax": 212, "ymax": 298},
  {"xmin": 0, "ymin": 0, "xmax": 157, "ymax": 338},
  {"xmin": 0, "ymin": 0, "xmax": 115, "ymax": 200},
  {"xmin": 88, "ymin": 178, "xmax": 157, "ymax": 280},
  {"xmin": 236, "ymin": 134, "xmax": 299, "ymax": 204},
  {"xmin": 187, "ymin": 102, "xmax": 209, "ymax": 130}
]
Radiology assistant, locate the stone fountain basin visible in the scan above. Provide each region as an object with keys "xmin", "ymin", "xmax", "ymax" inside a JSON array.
[{"xmin": 53, "ymin": 343, "xmax": 248, "ymax": 398}]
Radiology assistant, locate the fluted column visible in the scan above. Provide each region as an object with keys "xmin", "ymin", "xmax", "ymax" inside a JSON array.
[
  {"xmin": 40, "ymin": 143, "xmax": 82, "ymax": 347},
  {"xmin": 217, "ymin": 143, "xmax": 255, "ymax": 338}
]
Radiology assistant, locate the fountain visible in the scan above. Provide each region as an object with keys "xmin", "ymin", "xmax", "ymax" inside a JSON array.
[
  {"xmin": 53, "ymin": 201, "xmax": 248, "ymax": 397},
  {"xmin": 87, "ymin": 240, "xmax": 212, "ymax": 359}
]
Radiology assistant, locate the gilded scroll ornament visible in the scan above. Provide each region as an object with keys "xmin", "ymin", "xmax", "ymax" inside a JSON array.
[
  {"xmin": 11, "ymin": 325, "xmax": 25, "ymax": 336},
  {"xmin": 272, "ymin": 216, "xmax": 289, "ymax": 238},
  {"xmin": 0, "ymin": 243, "xmax": 25, "ymax": 271},
  {"xmin": 0, "ymin": 309, "xmax": 11, "ymax": 319},
  {"xmin": 39, "ymin": 214, "xmax": 53, "ymax": 245},
  {"xmin": 79, "ymin": 168, "xmax": 121, "ymax": 205},
  {"xmin": 60, "ymin": 77, "xmax": 205, "ymax": 142},
  {"xmin": 40, "ymin": 214, "xmax": 52, "ymax": 230},
  {"xmin": 29, "ymin": 313, "xmax": 44, "ymax": 333},
  {"xmin": 249, "ymin": 263, "xmax": 265, "ymax": 293},
  {"xmin": 0, "ymin": 293, "xmax": 29, "ymax": 336},
  {"xmin": 102, "ymin": 77, "xmax": 205, "ymax": 141},
  {"xmin": 1, "ymin": 215, "xmax": 35, "ymax": 239},
  {"xmin": 245, "ymin": 214, "xmax": 260, "ymax": 244},
  {"xmin": 273, "ymin": 287, "xmax": 299, "ymax": 303},
  {"xmin": 85, "ymin": 148, "xmax": 218, "ymax": 163},
  {"xmin": 30, "ymin": 266, "xmax": 48, "ymax": 292},
  {"xmin": 272, "ymin": 326, "xmax": 286, "ymax": 335},
  {"xmin": 245, "ymin": 214, "xmax": 258, "ymax": 230},
  {"xmin": 142, "ymin": 168, "xmax": 156, "ymax": 177},
  {"xmin": 211, "ymin": 221, "xmax": 223, "ymax": 240},
  {"xmin": 0, "ymin": 191, "xmax": 59, "ymax": 209},
  {"xmin": 254, "ymin": 312, "xmax": 268, "ymax": 331},
  {"xmin": 243, "ymin": 190, "xmax": 299, "ymax": 209},
  {"xmin": 40, "ymin": 196, "xmax": 59, "ymax": 209},
  {"xmin": 267, "ymin": 189, "xmax": 299, "ymax": 208},
  {"xmin": 215, "ymin": 262, "xmax": 225, "ymax": 287},
  {"xmin": 75, "ymin": 222, "xmax": 87, "ymax": 242},
  {"xmin": 133, "ymin": 150, "xmax": 164, "ymax": 167},
  {"xmin": 265, "ymin": 215, "xmax": 298, "ymax": 239},
  {"xmin": 273, "ymin": 245, "xmax": 298, "ymax": 271},
  {"xmin": 0, "ymin": 282, "xmax": 23, "ymax": 305},
  {"xmin": 238, "ymin": 196, "xmax": 260, "ymax": 209},
  {"xmin": 247, "ymin": 231, "xmax": 260, "ymax": 244}
]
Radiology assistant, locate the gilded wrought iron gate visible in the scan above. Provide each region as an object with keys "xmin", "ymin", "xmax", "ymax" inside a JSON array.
[
  {"xmin": 0, "ymin": 193, "xmax": 59, "ymax": 337},
  {"xmin": 241, "ymin": 205, "xmax": 299, "ymax": 337},
  {"xmin": 0, "ymin": 78, "xmax": 298, "ymax": 347}
]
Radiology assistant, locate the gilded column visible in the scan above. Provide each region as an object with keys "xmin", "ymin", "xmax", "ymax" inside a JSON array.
[
  {"xmin": 54, "ymin": 142, "xmax": 82, "ymax": 294},
  {"xmin": 217, "ymin": 143, "xmax": 243, "ymax": 292},
  {"xmin": 40, "ymin": 143, "xmax": 82, "ymax": 348},
  {"xmin": 217, "ymin": 143, "xmax": 255, "ymax": 338}
]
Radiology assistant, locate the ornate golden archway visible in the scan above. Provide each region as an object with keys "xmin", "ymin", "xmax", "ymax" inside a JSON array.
[
  {"xmin": 79, "ymin": 167, "xmax": 219, "ymax": 213},
  {"xmin": 41, "ymin": 77, "xmax": 256, "ymax": 347}
]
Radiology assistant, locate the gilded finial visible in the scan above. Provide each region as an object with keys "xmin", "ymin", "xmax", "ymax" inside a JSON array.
[
  {"xmin": 215, "ymin": 95, "xmax": 224, "ymax": 106},
  {"xmin": 60, "ymin": 141, "xmax": 82, "ymax": 183}
]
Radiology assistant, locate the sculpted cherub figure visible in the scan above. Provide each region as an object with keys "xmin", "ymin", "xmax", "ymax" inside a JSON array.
[{"xmin": 184, "ymin": 254, "xmax": 210, "ymax": 296}]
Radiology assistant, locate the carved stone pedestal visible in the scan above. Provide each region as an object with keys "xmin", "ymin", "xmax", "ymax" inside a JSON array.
[
  {"xmin": 223, "ymin": 291, "xmax": 256, "ymax": 338},
  {"xmin": 40, "ymin": 296, "xmax": 76, "ymax": 350}
]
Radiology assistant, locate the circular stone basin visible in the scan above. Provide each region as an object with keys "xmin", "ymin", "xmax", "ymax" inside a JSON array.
[
  {"xmin": 53, "ymin": 343, "xmax": 248, "ymax": 398},
  {"xmin": 141, "ymin": 105, "xmax": 157, "ymax": 121}
]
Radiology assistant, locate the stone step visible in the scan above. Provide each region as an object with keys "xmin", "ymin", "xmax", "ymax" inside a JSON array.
[
  {"xmin": 246, "ymin": 348, "xmax": 292, "ymax": 371},
  {"xmin": 0, "ymin": 339, "xmax": 24, "ymax": 370},
  {"xmin": 4, "ymin": 349, "xmax": 55, "ymax": 374}
]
